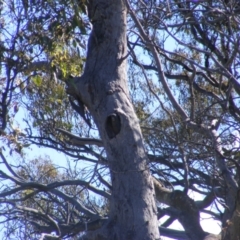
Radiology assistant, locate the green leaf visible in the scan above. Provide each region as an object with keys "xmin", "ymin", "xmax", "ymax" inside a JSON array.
[{"xmin": 32, "ymin": 76, "xmax": 42, "ymax": 87}]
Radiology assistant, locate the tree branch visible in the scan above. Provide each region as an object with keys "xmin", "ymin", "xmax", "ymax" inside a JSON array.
[
  {"xmin": 126, "ymin": 0, "xmax": 188, "ymax": 120},
  {"xmin": 56, "ymin": 128, "xmax": 103, "ymax": 147}
]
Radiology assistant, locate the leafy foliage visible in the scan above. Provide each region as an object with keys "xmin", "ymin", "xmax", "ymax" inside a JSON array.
[{"xmin": 0, "ymin": 0, "xmax": 240, "ymax": 239}]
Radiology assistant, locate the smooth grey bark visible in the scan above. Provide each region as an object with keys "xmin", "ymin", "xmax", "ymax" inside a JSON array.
[{"xmin": 68, "ymin": 0, "xmax": 160, "ymax": 239}]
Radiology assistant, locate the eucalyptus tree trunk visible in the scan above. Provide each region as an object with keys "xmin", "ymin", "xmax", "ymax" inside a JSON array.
[{"xmin": 69, "ymin": 0, "xmax": 160, "ymax": 239}]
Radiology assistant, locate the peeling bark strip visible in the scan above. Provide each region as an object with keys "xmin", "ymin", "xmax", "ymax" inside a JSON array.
[{"xmin": 71, "ymin": 0, "xmax": 160, "ymax": 239}]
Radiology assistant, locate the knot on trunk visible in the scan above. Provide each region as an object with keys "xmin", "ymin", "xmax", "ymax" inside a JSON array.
[{"xmin": 105, "ymin": 113, "xmax": 121, "ymax": 139}]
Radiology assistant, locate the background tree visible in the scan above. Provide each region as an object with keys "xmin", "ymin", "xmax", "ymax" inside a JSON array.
[{"xmin": 0, "ymin": 0, "xmax": 240, "ymax": 239}]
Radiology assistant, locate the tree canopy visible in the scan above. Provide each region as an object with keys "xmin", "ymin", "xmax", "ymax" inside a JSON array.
[{"xmin": 0, "ymin": 0, "xmax": 240, "ymax": 239}]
